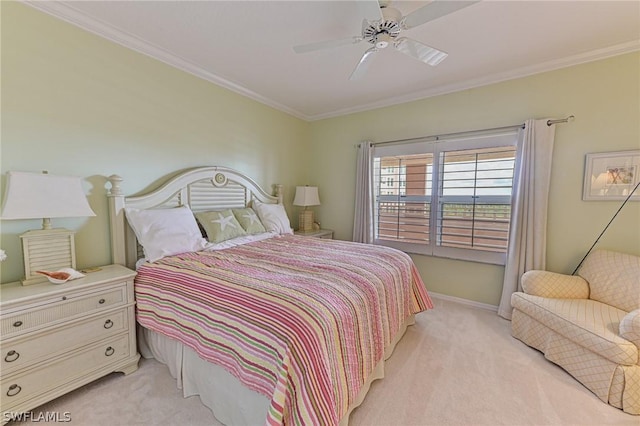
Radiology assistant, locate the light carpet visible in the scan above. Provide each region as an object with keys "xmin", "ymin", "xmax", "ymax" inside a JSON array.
[{"xmin": 12, "ymin": 298, "xmax": 637, "ymax": 425}]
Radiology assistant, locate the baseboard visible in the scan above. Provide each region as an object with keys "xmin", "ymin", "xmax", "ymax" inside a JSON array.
[{"xmin": 429, "ymin": 292, "xmax": 498, "ymax": 312}]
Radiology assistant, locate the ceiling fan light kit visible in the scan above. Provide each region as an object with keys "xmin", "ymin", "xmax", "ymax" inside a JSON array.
[{"xmin": 293, "ymin": 0, "xmax": 478, "ymax": 80}]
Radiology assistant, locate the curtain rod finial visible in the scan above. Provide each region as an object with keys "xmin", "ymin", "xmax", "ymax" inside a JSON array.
[{"xmin": 547, "ymin": 115, "xmax": 575, "ymax": 126}]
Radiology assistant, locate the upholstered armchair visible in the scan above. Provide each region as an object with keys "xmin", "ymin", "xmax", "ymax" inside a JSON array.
[{"xmin": 511, "ymin": 249, "xmax": 640, "ymax": 415}]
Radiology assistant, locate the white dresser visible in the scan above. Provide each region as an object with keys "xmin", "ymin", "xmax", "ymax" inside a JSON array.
[{"xmin": 0, "ymin": 265, "xmax": 139, "ymax": 420}]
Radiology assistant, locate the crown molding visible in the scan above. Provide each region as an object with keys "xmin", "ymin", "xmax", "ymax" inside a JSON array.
[
  {"xmin": 23, "ymin": 0, "xmax": 308, "ymax": 121},
  {"xmin": 309, "ymin": 39, "xmax": 640, "ymax": 121},
  {"xmin": 23, "ymin": 1, "xmax": 640, "ymax": 122}
]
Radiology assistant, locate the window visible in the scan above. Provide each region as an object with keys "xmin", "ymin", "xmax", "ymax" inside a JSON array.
[{"xmin": 373, "ymin": 130, "xmax": 518, "ymax": 265}]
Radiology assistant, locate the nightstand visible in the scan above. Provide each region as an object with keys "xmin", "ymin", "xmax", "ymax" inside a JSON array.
[
  {"xmin": 294, "ymin": 229, "xmax": 334, "ymax": 239},
  {"xmin": 0, "ymin": 264, "xmax": 140, "ymax": 421}
]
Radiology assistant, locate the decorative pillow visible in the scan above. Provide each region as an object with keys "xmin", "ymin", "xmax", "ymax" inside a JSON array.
[
  {"xmin": 232, "ymin": 207, "xmax": 266, "ymax": 234},
  {"xmin": 195, "ymin": 209, "xmax": 247, "ymax": 243},
  {"xmin": 125, "ymin": 206, "xmax": 208, "ymax": 263},
  {"xmin": 252, "ymin": 200, "xmax": 293, "ymax": 235}
]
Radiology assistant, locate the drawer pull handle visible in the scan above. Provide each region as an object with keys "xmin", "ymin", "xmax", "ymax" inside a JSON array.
[
  {"xmin": 104, "ymin": 319, "xmax": 114, "ymax": 329},
  {"xmin": 12, "ymin": 321, "xmax": 23, "ymax": 328},
  {"xmin": 7, "ymin": 384, "xmax": 21, "ymax": 397},
  {"xmin": 105, "ymin": 346, "xmax": 115, "ymax": 357},
  {"xmin": 4, "ymin": 350, "xmax": 20, "ymax": 362},
  {"xmin": 62, "ymin": 296, "xmax": 67, "ymax": 301},
  {"xmin": 98, "ymin": 298, "xmax": 106, "ymax": 304}
]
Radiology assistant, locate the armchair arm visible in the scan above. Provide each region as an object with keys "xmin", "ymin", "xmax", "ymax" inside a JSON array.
[
  {"xmin": 521, "ymin": 270, "xmax": 590, "ymax": 299},
  {"xmin": 620, "ymin": 309, "xmax": 640, "ymax": 349}
]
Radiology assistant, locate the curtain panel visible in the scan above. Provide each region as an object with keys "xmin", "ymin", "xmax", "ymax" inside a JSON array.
[
  {"xmin": 498, "ymin": 119, "xmax": 556, "ymax": 319},
  {"xmin": 353, "ymin": 141, "xmax": 374, "ymax": 244}
]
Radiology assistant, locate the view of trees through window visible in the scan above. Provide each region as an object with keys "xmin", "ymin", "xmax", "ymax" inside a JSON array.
[{"xmin": 375, "ymin": 146, "xmax": 516, "ymax": 254}]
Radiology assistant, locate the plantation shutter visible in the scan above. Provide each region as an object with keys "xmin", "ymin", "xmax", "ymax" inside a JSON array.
[
  {"xmin": 436, "ymin": 146, "xmax": 516, "ymax": 253},
  {"xmin": 377, "ymin": 153, "xmax": 433, "ymax": 245}
]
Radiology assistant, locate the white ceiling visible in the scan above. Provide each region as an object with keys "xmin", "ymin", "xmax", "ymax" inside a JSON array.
[{"xmin": 27, "ymin": 1, "xmax": 640, "ymax": 121}]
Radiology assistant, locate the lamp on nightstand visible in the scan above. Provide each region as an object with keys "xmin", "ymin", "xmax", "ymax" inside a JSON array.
[
  {"xmin": 293, "ymin": 186, "xmax": 320, "ymax": 233},
  {"xmin": 1, "ymin": 171, "xmax": 96, "ymax": 285}
]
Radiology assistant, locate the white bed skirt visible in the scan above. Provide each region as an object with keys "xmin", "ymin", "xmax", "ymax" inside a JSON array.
[{"xmin": 138, "ymin": 314, "xmax": 415, "ymax": 426}]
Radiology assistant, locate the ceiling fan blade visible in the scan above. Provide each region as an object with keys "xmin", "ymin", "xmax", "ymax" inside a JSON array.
[
  {"xmin": 361, "ymin": 18, "xmax": 369, "ymax": 36},
  {"xmin": 402, "ymin": 1, "xmax": 479, "ymax": 29},
  {"xmin": 356, "ymin": 0, "xmax": 383, "ymax": 22},
  {"xmin": 293, "ymin": 36, "xmax": 362, "ymax": 54},
  {"xmin": 394, "ymin": 37, "xmax": 448, "ymax": 66},
  {"xmin": 349, "ymin": 47, "xmax": 378, "ymax": 80}
]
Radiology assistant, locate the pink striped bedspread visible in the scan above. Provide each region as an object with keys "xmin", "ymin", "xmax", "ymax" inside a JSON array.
[{"xmin": 134, "ymin": 235, "xmax": 432, "ymax": 425}]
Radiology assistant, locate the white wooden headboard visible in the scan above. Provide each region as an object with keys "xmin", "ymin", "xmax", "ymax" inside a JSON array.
[{"xmin": 108, "ymin": 166, "xmax": 283, "ymax": 269}]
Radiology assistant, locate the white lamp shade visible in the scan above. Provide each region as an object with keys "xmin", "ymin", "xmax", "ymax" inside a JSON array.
[
  {"xmin": 1, "ymin": 171, "xmax": 96, "ymax": 220},
  {"xmin": 293, "ymin": 186, "xmax": 320, "ymax": 207}
]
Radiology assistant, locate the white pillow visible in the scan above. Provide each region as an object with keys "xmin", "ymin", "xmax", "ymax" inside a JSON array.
[
  {"xmin": 252, "ymin": 200, "xmax": 293, "ymax": 235},
  {"xmin": 125, "ymin": 206, "xmax": 208, "ymax": 262}
]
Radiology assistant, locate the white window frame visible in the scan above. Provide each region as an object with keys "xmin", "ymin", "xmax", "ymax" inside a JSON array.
[{"xmin": 373, "ymin": 130, "xmax": 519, "ymax": 265}]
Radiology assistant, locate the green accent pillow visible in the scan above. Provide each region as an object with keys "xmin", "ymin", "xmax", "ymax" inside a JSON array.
[
  {"xmin": 195, "ymin": 209, "xmax": 247, "ymax": 243},
  {"xmin": 232, "ymin": 207, "xmax": 267, "ymax": 234}
]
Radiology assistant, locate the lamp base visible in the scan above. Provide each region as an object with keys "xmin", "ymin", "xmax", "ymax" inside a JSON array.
[
  {"xmin": 298, "ymin": 210, "xmax": 315, "ymax": 233},
  {"xmin": 20, "ymin": 228, "xmax": 76, "ymax": 286}
]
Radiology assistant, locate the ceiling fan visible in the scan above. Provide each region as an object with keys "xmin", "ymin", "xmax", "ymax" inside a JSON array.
[{"xmin": 293, "ymin": 0, "xmax": 478, "ymax": 80}]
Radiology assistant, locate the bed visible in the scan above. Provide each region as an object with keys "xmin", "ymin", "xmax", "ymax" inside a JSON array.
[{"xmin": 107, "ymin": 166, "xmax": 433, "ymax": 425}]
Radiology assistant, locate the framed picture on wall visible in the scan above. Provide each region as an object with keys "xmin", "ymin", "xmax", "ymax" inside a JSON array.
[{"xmin": 583, "ymin": 150, "xmax": 640, "ymax": 201}]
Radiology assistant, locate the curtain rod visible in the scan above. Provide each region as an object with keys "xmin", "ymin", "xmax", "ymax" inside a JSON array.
[{"xmin": 368, "ymin": 115, "xmax": 575, "ymax": 148}]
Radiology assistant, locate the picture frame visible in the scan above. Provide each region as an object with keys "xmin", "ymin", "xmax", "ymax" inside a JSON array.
[{"xmin": 583, "ymin": 150, "xmax": 640, "ymax": 201}]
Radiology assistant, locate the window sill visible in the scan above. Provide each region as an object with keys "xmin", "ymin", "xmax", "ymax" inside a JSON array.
[{"xmin": 374, "ymin": 239, "xmax": 506, "ymax": 266}]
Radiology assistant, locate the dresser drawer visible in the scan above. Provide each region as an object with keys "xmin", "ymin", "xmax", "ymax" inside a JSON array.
[
  {"xmin": 1, "ymin": 309, "xmax": 128, "ymax": 376},
  {"xmin": 0, "ymin": 334, "xmax": 130, "ymax": 411},
  {"xmin": 0, "ymin": 284, "xmax": 127, "ymax": 338}
]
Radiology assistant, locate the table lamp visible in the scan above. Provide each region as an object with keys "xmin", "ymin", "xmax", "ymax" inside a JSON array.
[
  {"xmin": 1, "ymin": 171, "xmax": 96, "ymax": 285},
  {"xmin": 293, "ymin": 186, "xmax": 320, "ymax": 233}
]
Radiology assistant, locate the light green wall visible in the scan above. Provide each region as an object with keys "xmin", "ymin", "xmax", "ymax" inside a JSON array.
[
  {"xmin": 0, "ymin": 3, "xmax": 310, "ymax": 283},
  {"xmin": 2, "ymin": 4, "xmax": 639, "ymax": 307},
  {"xmin": 309, "ymin": 52, "xmax": 640, "ymax": 306}
]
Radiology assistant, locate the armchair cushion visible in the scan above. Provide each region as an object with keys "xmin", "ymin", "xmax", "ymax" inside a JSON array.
[
  {"xmin": 620, "ymin": 309, "xmax": 640, "ymax": 349},
  {"xmin": 511, "ymin": 294, "xmax": 637, "ymax": 365},
  {"xmin": 521, "ymin": 270, "xmax": 589, "ymax": 299}
]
